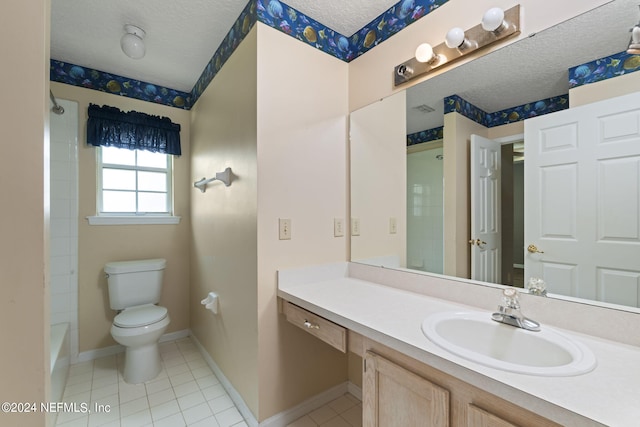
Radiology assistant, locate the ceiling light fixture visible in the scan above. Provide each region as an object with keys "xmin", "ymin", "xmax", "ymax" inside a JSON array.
[
  {"xmin": 394, "ymin": 5, "xmax": 521, "ymax": 86},
  {"xmin": 121, "ymin": 24, "xmax": 146, "ymax": 59}
]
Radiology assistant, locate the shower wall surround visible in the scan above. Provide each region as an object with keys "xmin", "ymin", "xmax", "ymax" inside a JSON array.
[{"xmin": 49, "ymin": 99, "xmax": 79, "ymax": 361}]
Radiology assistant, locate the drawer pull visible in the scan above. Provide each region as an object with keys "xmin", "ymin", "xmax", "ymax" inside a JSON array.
[{"xmin": 304, "ymin": 320, "xmax": 320, "ymax": 329}]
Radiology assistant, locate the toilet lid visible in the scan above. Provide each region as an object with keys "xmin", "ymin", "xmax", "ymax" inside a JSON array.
[{"xmin": 114, "ymin": 304, "xmax": 168, "ymax": 328}]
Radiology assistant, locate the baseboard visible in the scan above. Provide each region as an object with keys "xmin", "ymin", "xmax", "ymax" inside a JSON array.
[
  {"xmin": 189, "ymin": 331, "xmax": 259, "ymax": 427},
  {"xmin": 347, "ymin": 382, "xmax": 363, "ymax": 401},
  {"xmin": 75, "ymin": 329, "xmax": 190, "ymax": 364},
  {"xmin": 159, "ymin": 329, "xmax": 190, "ymax": 343},
  {"xmin": 76, "ymin": 344, "xmax": 123, "ymax": 364},
  {"xmin": 260, "ymin": 382, "xmax": 361, "ymax": 427}
]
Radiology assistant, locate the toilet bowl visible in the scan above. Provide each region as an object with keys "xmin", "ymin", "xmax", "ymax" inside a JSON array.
[
  {"xmin": 105, "ymin": 258, "xmax": 170, "ymax": 384},
  {"xmin": 110, "ymin": 304, "xmax": 170, "ymax": 384}
]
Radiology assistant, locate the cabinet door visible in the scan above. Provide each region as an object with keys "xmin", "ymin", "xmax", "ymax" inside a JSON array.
[
  {"xmin": 363, "ymin": 351, "xmax": 449, "ymax": 427},
  {"xmin": 467, "ymin": 405, "xmax": 518, "ymax": 427}
]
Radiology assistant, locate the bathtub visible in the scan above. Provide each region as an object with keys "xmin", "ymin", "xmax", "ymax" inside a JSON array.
[{"xmin": 50, "ymin": 323, "xmax": 70, "ymax": 405}]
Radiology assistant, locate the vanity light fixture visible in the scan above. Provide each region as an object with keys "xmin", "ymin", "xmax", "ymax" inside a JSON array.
[
  {"xmin": 628, "ymin": 7, "xmax": 640, "ymax": 55},
  {"xmin": 394, "ymin": 4, "xmax": 521, "ymax": 86},
  {"xmin": 121, "ymin": 24, "xmax": 146, "ymax": 59}
]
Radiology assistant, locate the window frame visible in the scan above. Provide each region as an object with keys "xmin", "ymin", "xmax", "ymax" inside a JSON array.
[{"xmin": 88, "ymin": 147, "xmax": 180, "ymax": 225}]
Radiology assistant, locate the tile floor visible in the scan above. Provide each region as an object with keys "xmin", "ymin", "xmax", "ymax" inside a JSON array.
[
  {"xmin": 285, "ymin": 394, "xmax": 362, "ymax": 427},
  {"xmin": 55, "ymin": 338, "xmax": 247, "ymax": 427},
  {"xmin": 55, "ymin": 336, "xmax": 362, "ymax": 427}
]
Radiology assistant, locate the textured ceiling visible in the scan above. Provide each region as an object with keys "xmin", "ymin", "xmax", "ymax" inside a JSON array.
[
  {"xmin": 406, "ymin": 0, "xmax": 640, "ymax": 134},
  {"xmin": 50, "ymin": 0, "xmax": 398, "ymax": 93}
]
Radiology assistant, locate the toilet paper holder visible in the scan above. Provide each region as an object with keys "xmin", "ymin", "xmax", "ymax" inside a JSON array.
[{"xmin": 201, "ymin": 292, "xmax": 219, "ymax": 314}]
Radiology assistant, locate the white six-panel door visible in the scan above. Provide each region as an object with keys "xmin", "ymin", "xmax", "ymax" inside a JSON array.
[
  {"xmin": 470, "ymin": 134, "xmax": 502, "ymax": 284},
  {"xmin": 525, "ymin": 91, "xmax": 640, "ymax": 307}
]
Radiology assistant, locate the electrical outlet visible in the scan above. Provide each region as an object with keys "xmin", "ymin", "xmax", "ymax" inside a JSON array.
[
  {"xmin": 351, "ymin": 218, "xmax": 360, "ymax": 236},
  {"xmin": 334, "ymin": 218, "xmax": 344, "ymax": 237},
  {"xmin": 279, "ymin": 218, "xmax": 291, "ymax": 240},
  {"xmin": 389, "ymin": 217, "xmax": 397, "ymax": 234}
]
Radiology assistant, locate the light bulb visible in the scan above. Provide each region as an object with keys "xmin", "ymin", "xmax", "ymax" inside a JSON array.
[
  {"xmin": 445, "ymin": 27, "xmax": 465, "ymax": 49},
  {"xmin": 482, "ymin": 7, "xmax": 505, "ymax": 32},
  {"xmin": 628, "ymin": 26, "xmax": 640, "ymax": 54},
  {"xmin": 415, "ymin": 43, "xmax": 436, "ymax": 63}
]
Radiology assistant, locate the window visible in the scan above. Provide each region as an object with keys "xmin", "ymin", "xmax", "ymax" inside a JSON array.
[{"xmin": 97, "ymin": 146, "xmax": 172, "ymax": 216}]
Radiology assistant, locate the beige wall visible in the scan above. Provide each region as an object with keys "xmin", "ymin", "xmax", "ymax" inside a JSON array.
[
  {"xmin": 50, "ymin": 82, "xmax": 192, "ymax": 353},
  {"xmin": 487, "ymin": 121, "xmax": 524, "ymax": 140},
  {"xmin": 350, "ymin": 92, "xmax": 407, "ymax": 265},
  {"xmin": 348, "ymin": 0, "xmax": 610, "ymax": 112},
  {"xmin": 189, "ymin": 29, "xmax": 259, "ymax": 416},
  {"xmin": 0, "ymin": 1, "xmax": 50, "ymax": 425},
  {"xmin": 256, "ymin": 24, "xmax": 350, "ymax": 421},
  {"xmin": 443, "ymin": 112, "xmax": 488, "ymax": 278},
  {"xmin": 569, "ymin": 72, "xmax": 640, "ymax": 107}
]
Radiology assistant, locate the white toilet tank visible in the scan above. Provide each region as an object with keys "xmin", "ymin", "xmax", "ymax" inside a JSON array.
[{"xmin": 105, "ymin": 259, "xmax": 166, "ymax": 310}]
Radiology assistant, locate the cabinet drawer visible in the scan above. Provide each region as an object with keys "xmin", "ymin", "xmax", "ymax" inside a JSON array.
[{"xmin": 283, "ymin": 302, "xmax": 347, "ymax": 353}]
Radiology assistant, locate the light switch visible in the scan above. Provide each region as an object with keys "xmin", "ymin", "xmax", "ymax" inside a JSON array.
[
  {"xmin": 334, "ymin": 218, "xmax": 344, "ymax": 237},
  {"xmin": 279, "ymin": 218, "xmax": 291, "ymax": 240},
  {"xmin": 389, "ymin": 217, "xmax": 397, "ymax": 234},
  {"xmin": 351, "ymin": 218, "xmax": 360, "ymax": 236}
]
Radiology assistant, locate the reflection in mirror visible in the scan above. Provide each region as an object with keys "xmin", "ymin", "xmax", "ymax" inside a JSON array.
[{"xmin": 350, "ymin": 0, "xmax": 640, "ymax": 312}]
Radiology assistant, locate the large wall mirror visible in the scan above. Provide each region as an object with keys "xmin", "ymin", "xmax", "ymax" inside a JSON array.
[{"xmin": 350, "ymin": 0, "xmax": 640, "ymax": 313}]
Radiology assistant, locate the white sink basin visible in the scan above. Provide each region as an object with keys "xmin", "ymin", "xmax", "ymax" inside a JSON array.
[{"xmin": 422, "ymin": 312, "xmax": 596, "ymax": 376}]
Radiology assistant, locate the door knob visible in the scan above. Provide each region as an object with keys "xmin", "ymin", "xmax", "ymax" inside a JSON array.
[
  {"xmin": 527, "ymin": 244, "xmax": 544, "ymax": 254},
  {"xmin": 469, "ymin": 238, "xmax": 487, "ymax": 247}
]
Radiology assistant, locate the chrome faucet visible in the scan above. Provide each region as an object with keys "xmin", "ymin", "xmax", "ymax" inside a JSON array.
[{"xmin": 491, "ymin": 288, "xmax": 541, "ymax": 332}]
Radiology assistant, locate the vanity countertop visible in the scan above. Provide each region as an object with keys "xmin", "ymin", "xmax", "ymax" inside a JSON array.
[{"xmin": 277, "ymin": 263, "xmax": 640, "ymax": 427}]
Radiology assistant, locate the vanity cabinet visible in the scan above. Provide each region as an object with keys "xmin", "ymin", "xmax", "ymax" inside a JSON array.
[
  {"xmin": 363, "ymin": 351, "xmax": 449, "ymax": 426},
  {"xmin": 279, "ymin": 299, "xmax": 562, "ymax": 427},
  {"xmin": 360, "ymin": 340, "xmax": 561, "ymax": 427}
]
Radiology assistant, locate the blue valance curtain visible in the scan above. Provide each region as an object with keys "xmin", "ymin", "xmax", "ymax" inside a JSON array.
[{"xmin": 87, "ymin": 104, "xmax": 181, "ymax": 155}]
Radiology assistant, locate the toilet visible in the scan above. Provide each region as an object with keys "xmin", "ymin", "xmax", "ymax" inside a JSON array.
[{"xmin": 105, "ymin": 258, "xmax": 170, "ymax": 384}]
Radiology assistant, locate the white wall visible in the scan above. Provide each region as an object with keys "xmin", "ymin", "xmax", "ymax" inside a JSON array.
[{"xmin": 49, "ymin": 99, "xmax": 79, "ymax": 360}]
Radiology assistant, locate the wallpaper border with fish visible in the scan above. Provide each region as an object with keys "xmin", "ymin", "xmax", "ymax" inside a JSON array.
[
  {"xmin": 569, "ymin": 51, "xmax": 640, "ymax": 88},
  {"xmin": 191, "ymin": 0, "xmax": 257, "ymax": 103},
  {"xmin": 349, "ymin": 0, "xmax": 450, "ymax": 60},
  {"xmin": 256, "ymin": 0, "xmax": 450, "ymax": 63},
  {"xmin": 407, "ymin": 126, "xmax": 444, "ymax": 146},
  {"xmin": 256, "ymin": 0, "xmax": 352, "ymax": 61},
  {"xmin": 50, "ymin": 60, "xmax": 193, "ymax": 109},
  {"xmin": 444, "ymin": 94, "xmax": 569, "ymax": 128}
]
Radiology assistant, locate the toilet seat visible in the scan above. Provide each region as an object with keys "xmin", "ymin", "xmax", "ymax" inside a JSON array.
[{"xmin": 114, "ymin": 304, "xmax": 168, "ymax": 328}]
